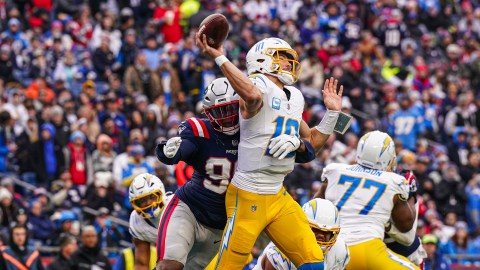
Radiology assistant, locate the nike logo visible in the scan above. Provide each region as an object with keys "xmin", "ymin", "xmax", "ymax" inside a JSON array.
[{"xmin": 214, "ymin": 240, "xmax": 221, "ymax": 244}]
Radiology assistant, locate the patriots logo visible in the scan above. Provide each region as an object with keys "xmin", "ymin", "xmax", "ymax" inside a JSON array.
[
  {"xmin": 251, "ymin": 205, "xmax": 257, "ymax": 212},
  {"xmin": 178, "ymin": 125, "xmax": 186, "ymax": 135},
  {"xmin": 232, "ymin": 140, "xmax": 238, "ymax": 146}
]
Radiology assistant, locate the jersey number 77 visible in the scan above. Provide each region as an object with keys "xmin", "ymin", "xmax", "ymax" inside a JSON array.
[{"xmin": 336, "ymin": 175, "xmax": 387, "ymax": 215}]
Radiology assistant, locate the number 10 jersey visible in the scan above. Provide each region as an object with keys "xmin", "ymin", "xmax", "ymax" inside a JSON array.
[{"xmin": 232, "ymin": 74, "xmax": 305, "ymax": 195}]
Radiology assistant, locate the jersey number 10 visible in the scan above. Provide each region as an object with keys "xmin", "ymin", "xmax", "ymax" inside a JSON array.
[
  {"xmin": 265, "ymin": 116, "xmax": 300, "ymax": 158},
  {"xmin": 336, "ymin": 175, "xmax": 387, "ymax": 215}
]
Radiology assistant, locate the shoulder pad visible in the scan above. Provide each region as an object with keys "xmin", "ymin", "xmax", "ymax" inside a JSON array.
[
  {"xmin": 249, "ymin": 74, "xmax": 268, "ymax": 92},
  {"xmin": 179, "ymin": 118, "xmax": 211, "ymax": 139}
]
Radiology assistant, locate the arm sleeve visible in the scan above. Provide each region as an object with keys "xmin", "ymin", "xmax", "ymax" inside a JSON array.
[
  {"xmin": 156, "ymin": 121, "xmax": 199, "ymax": 165},
  {"xmin": 295, "ymin": 139, "xmax": 316, "ymax": 163}
]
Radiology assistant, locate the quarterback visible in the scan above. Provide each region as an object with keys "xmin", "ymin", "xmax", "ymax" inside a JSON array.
[
  {"xmin": 319, "ymin": 130, "xmax": 420, "ymax": 270},
  {"xmin": 253, "ymin": 199, "xmax": 350, "ymax": 270},
  {"xmin": 155, "ymin": 78, "xmax": 317, "ymax": 270},
  {"xmin": 128, "ymin": 173, "xmax": 173, "ymax": 270},
  {"xmin": 197, "ymin": 33, "xmax": 351, "ymax": 270}
]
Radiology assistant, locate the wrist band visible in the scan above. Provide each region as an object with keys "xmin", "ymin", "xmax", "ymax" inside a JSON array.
[
  {"xmin": 215, "ymin": 55, "xmax": 229, "ymax": 67},
  {"xmin": 315, "ymin": 110, "xmax": 340, "ymax": 135}
]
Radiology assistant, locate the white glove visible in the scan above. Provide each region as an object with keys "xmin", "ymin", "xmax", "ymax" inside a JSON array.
[
  {"xmin": 163, "ymin": 137, "xmax": 182, "ymax": 158},
  {"xmin": 268, "ymin": 134, "xmax": 301, "ymax": 160}
]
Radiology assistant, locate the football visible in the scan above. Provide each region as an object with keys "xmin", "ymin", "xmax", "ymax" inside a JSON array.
[{"xmin": 198, "ymin": 13, "xmax": 229, "ymax": 49}]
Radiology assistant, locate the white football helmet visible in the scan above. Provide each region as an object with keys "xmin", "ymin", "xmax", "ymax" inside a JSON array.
[
  {"xmin": 302, "ymin": 198, "xmax": 340, "ymax": 253},
  {"xmin": 356, "ymin": 130, "xmax": 397, "ymax": 171},
  {"xmin": 203, "ymin": 77, "xmax": 240, "ymax": 135},
  {"xmin": 129, "ymin": 173, "xmax": 166, "ymax": 219},
  {"xmin": 246, "ymin": 37, "xmax": 301, "ymax": 85}
]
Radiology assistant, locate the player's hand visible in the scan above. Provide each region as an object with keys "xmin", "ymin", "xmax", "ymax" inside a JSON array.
[
  {"xmin": 195, "ymin": 33, "xmax": 224, "ymax": 59},
  {"xmin": 268, "ymin": 134, "xmax": 300, "ymax": 160},
  {"xmin": 163, "ymin": 137, "xmax": 182, "ymax": 158},
  {"xmin": 402, "ymin": 170, "xmax": 418, "ymax": 202},
  {"xmin": 322, "ymin": 77, "xmax": 343, "ymax": 111}
]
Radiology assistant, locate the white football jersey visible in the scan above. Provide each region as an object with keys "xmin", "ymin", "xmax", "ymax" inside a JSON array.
[
  {"xmin": 253, "ymin": 238, "xmax": 349, "ymax": 270},
  {"xmin": 322, "ymin": 163, "xmax": 409, "ymax": 246},
  {"xmin": 232, "ymin": 74, "xmax": 305, "ymax": 194},
  {"xmin": 129, "ymin": 194, "xmax": 173, "ymax": 244}
]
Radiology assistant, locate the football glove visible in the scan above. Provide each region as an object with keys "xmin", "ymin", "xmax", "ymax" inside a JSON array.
[
  {"xmin": 163, "ymin": 137, "xmax": 182, "ymax": 158},
  {"xmin": 268, "ymin": 134, "xmax": 301, "ymax": 160},
  {"xmin": 401, "ymin": 170, "xmax": 417, "ymax": 203}
]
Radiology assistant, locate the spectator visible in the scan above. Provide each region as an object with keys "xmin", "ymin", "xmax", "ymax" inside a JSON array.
[
  {"xmin": 444, "ymin": 94, "xmax": 476, "ymax": 137},
  {"xmin": 83, "ymin": 173, "xmax": 115, "ymax": 223},
  {"xmin": 0, "ymin": 111, "xmax": 17, "ymax": 173},
  {"xmin": 0, "ymin": 188, "xmax": 19, "ymax": 228},
  {"xmin": 0, "ymin": 224, "xmax": 44, "ymax": 270},
  {"xmin": 388, "ymin": 94, "xmax": 424, "ymax": 151},
  {"xmin": 64, "ymin": 131, "xmax": 93, "ymax": 186},
  {"xmin": 115, "ymin": 29, "xmax": 138, "ymax": 77},
  {"xmin": 465, "ymin": 175, "xmax": 480, "ymax": 230},
  {"xmin": 94, "ymin": 208, "xmax": 122, "ymax": 252},
  {"xmin": 46, "ymin": 235, "xmax": 78, "ymax": 270},
  {"xmin": 92, "ymin": 134, "xmax": 116, "ymax": 173},
  {"xmin": 153, "ymin": 0, "xmax": 183, "ymax": 44},
  {"xmin": 28, "ymin": 199, "xmax": 55, "ymax": 244},
  {"xmin": 124, "ymin": 52, "xmax": 162, "ymax": 100},
  {"xmin": 70, "ymin": 225, "xmax": 111, "ymax": 270},
  {"xmin": 92, "ymin": 35, "xmax": 115, "ymax": 82},
  {"xmin": 422, "ymin": 234, "xmax": 451, "ymax": 270},
  {"xmin": 50, "ymin": 171, "xmax": 82, "ymax": 209}
]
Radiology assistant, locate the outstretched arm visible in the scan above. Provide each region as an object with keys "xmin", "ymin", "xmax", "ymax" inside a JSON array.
[
  {"xmin": 300, "ymin": 77, "xmax": 344, "ymax": 153},
  {"xmin": 195, "ymin": 34, "xmax": 263, "ymax": 115}
]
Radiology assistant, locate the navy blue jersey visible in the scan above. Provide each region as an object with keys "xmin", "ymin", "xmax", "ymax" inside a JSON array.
[
  {"xmin": 157, "ymin": 118, "xmax": 239, "ymax": 229},
  {"xmin": 386, "ymin": 236, "xmax": 421, "ymax": 257}
]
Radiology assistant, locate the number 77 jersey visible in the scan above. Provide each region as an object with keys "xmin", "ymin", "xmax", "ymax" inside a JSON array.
[{"xmin": 322, "ymin": 163, "xmax": 409, "ymax": 246}]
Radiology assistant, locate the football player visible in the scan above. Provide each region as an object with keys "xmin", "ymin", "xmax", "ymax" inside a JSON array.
[
  {"xmin": 197, "ymin": 34, "xmax": 351, "ymax": 270},
  {"xmin": 129, "ymin": 173, "xmax": 172, "ymax": 270},
  {"xmin": 253, "ymin": 199, "xmax": 350, "ymax": 270},
  {"xmin": 155, "ymin": 77, "xmax": 317, "ymax": 270},
  {"xmin": 385, "ymin": 171, "xmax": 427, "ymax": 269},
  {"xmin": 319, "ymin": 130, "xmax": 420, "ymax": 269}
]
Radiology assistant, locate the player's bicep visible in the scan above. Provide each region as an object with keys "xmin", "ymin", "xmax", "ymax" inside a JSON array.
[
  {"xmin": 391, "ymin": 195, "xmax": 416, "ymax": 233},
  {"xmin": 132, "ymin": 237, "xmax": 150, "ymax": 267}
]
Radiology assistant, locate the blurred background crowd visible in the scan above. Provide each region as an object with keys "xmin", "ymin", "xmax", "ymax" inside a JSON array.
[{"xmin": 0, "ymin": 0, "xmax": 480, "ymax": 269}]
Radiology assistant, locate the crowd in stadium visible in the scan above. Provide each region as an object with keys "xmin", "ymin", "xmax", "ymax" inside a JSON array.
[{"xmin": 0, "ymin": 0, "xmax": 480, "ymax": 269}]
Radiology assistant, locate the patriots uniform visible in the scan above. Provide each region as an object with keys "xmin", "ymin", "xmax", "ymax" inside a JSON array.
[
  {"xmin": 157, "ymin": 117, "xmax": 239, "ymax": 230},
  {"xmin": 129, "ymin": 193, "xmax": 174, "ymax": 243},
  {"xmin": 253, "ymin": 238, "xmax": 350, "ymax": 270}
]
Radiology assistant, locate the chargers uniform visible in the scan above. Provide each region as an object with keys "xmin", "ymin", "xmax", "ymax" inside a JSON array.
[
  {"xmin": 322, "ymin": 163, "xmax": 419, "ymax": 270},
  {"xmin": 253, "ymin": 238, "xmax": 349, "ymax": 270},
  {"xmin": 217, "ymin": 74, "xmax": 323, "ymax": 268},
  {"xmin": 129, "ymin": 194, "xmax": 174, "ymax": 244}
]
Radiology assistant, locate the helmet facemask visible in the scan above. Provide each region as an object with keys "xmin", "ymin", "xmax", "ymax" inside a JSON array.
[
  {"xmin": 310, "ymin": 222, "xmax": 340, "ymax": 254},
  {"xmin": 204, "ymin": 100, "xmax": 240, "ymax": 135},
  {"xmin": 130, "ymin": 190, "xmax": 164, "ymax": 219},
  {"xmin": 265, "ymin": 48, "xmax": 302, "ymax": 85}
]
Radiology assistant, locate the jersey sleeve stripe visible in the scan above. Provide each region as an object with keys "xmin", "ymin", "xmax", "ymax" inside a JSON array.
[
  {"xmin": 157, "ymin": 195, "xmax": 180, "ymax": 262},
  {"xmin": 188, "ymin": 118, "xmax": 210, "ymax": 138},
  {"xmin": 186, "ymin": 119, "xmax": 200, "ymax": 136},
  {"xmin": 197, "ymin": 118, "xmax": 210, "ymax": 138}
]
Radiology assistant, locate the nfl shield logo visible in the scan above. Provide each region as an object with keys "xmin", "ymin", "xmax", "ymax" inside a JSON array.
[
  {"xmin": 251, "ymin": 205, "xmax": 257, "ymax": 212},
  {"xmin": 232, "ymin": 140, "xmax": 238, "ymax": 146}
]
